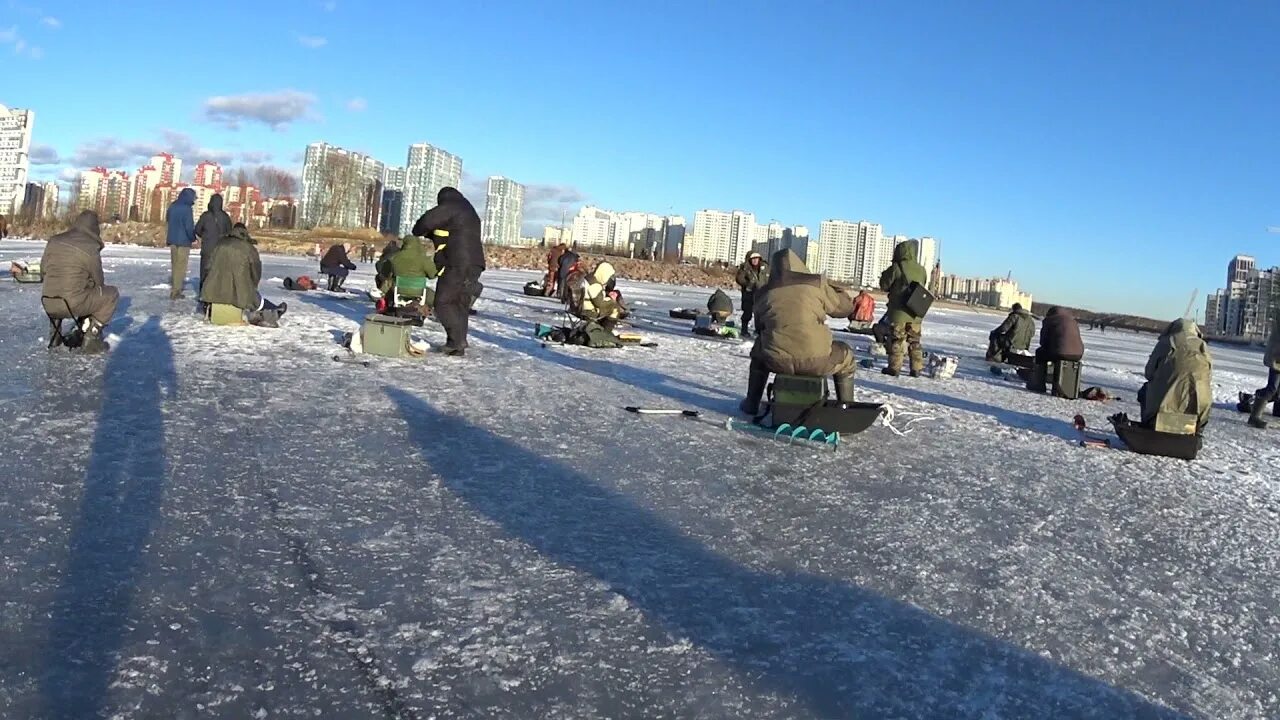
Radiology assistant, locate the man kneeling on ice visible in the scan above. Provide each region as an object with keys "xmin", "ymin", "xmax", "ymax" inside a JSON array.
[
  {"xmin": 986, "ymin": 302, "xmax": 1036, "ymax": 364},
  {"xmin": 41, "ymin": 210, "xmax": 119, "ymax": 353},
  {"xmin": 741, "ymin": 249, "xmax": 857, "ymax": 414},
  {"xmin": 1137, "ymin": 318, "xmax": 1212, "ymax": 435},
  {"xmin": 707, "ymin": 288, "xmax": 734, "ymax": 322},
  {"xmin": 200, "ymin": 224, "xmax": 288, "ymax": 327},
  {"xmin": 567, "ymin": 261, "xmax": 626, "ymax": 330}
]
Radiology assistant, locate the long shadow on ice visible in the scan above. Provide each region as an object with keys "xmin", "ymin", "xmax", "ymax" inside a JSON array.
[
  {"xmin": 387, "ymin": 388, "xmax": 1186, "ymax": 719},
  {"xmin": 468, "ymin": 321, "xmax": 739, "ymax": 415},
  {"xmin": 41, "ymin": 316, "xmax": 177, "ymax": 720},
  {"xmin": 861, "ymin": 378, "xmax": 1081, "ymax": 442}
]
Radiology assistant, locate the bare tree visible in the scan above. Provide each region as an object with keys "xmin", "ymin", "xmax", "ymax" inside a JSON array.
[
  {"xmin": 251, "ymin": 165, "xmax": 299, "ymax": 200},
  {"xmin": 313, "ymin": 155, "xmax": 362, "ymax": 228}
]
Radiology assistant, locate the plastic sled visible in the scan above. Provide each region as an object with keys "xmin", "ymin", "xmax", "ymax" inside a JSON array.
[
  {"xmin": 523, "ymin": 280, "xmax": 545, "ymax": 297},
  {"xmin": 669, "ymin": 308, "xmax": 701, "ymax": 320},
  {"xmin": 1110, "ymin": 417, "xmax": 1201, "ymax": 460},
  {"xmin": 768, "ymin": 400, "xmax": 883, "ymax": 435}
]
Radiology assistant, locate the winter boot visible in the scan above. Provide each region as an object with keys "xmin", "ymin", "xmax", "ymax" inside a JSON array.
[
  {"xmin": 79, "ymin": 319, "xmax": 109, "ymax": 354},
  {"xmin": 739, "ymin": 363, "xmax": 770, "ymax": 415},
  {"xmin": 1248, "ymin": 400, "xmax": 1268, "ymax": 429},
  {"xmin": 881, "ymin": 367, "xmax": 899, "ymax": 377},
  {"xmin": 833, "ymin": 373, "xmax": 855, "ymax": 403},
  {"xmin": 327, "ymin": 275, "xmax": 340, "ymax": 292}
]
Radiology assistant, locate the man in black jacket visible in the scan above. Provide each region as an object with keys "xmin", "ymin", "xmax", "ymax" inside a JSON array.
[
  {"xmin": 195, "ymin": 193, "xmax": 232, "ymax": 294},
  {"xmin": 319, "ymin": 243, "xmax": 358, "ymax": 291},
  {"xmin": 412, "ymin": 187, "xmax": 484, "ymax": 356}
]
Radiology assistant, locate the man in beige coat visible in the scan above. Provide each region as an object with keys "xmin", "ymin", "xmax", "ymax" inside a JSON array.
[{"xmin": 40, "ymin": 210, "xmax": 118, "ymax": 353}]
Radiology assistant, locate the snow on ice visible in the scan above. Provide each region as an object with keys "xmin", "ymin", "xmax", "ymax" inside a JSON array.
[{"xmin": 0, "ymin": 239, "xmax": 1277, "ymax": 719}]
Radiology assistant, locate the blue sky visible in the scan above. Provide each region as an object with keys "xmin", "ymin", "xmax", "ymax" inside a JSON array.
[{"xmin": 3, "ymin": 0, "xmax": 1278, "ymax": 317}]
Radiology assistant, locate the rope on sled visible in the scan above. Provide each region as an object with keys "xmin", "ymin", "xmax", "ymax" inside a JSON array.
[{"xmin": 878, "ymin": 404, "xmax": 938, "ymax": 436}]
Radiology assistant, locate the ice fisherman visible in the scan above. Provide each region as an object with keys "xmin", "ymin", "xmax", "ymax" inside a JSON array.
[
  {"xmin": 1246, "ymin": 312, "xmax": 1280, "ymax": 429},
  {"xmin": 378, "ymin": 234, "xmax": 437, "ymax": 320},
  {"xmin": 544, "ymin": 243, "xmax": 569, "ymax": 297},
  {"xmin": 412, "ymin": 186, "xmax": 486, "ymax": 357},
  {"xmin": 319, "ymin": 243, "xmax": 358, "ymax": 291},
  {"xmin": 986, "ymin": 303, "xmax": 1036, "ymax": 364},
  {"xmin": 567, "ymin": 261, "xmax": 625, "ymax": 329},
  {"xmin": 195, "ymin": 193, "xmax": 232, "ymax": 294},
  {"xmin": 735, "ymin": 250, "xmax": 769, "ymax": 338},
  {"xmin": 0, "ymin": 213, "xmax": 8, "ymax": 239},
  {"xmin": 878, "ymin": 241, "xmax": 928, "ymax": 376},
  {"xmin": 1137, "ymin": 318, "xmax": 1211, "ymax": 435},
  {"xmin": 557, "ymin": 248, "xmax": 581, "ymax": 303},
  {"xmin": 1027, "ymin": 307, "xmax": 1085, "ymax": 393},
  {"xmin": 847, "ymin": 289, "xmax": 876, "ymax": 331},
  {"xmin": 40, "ymin": 210, "xmax": 118, "ymax": 353},
  {"xmin": 164, "ymin": 188, "xmax": 197, "ymax": 300},
  {"xmin": 740, "ymin": 249, "xmax": 857, "ymax": 415},
  {"xmin": 200, "ymin": 224, "xmax": 288, "ymax": 327},
  {"xmin": 707, "ymin": 288, "xmax": 734, "ymax": 322}
]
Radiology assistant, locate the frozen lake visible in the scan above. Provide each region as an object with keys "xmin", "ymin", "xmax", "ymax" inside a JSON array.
[{"xmin": 1, "ymin": 239, "xmax": 1276, "ymax": 719}]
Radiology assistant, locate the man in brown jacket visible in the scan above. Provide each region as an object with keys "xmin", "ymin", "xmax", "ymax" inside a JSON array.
[
  {"xmin": 40, "ymin": 210, "xmax": 119, "ymax": 353},
  {"xmin": 544, "ymin": 242, "xmax": 568, "ymax": 297},
  {"xmin": 741, "ymin": 249, "xmax": 856, "ymax": 414}
]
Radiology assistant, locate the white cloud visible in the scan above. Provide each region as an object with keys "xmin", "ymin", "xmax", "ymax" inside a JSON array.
[
  {"xmin": 201, "ymin": 90, "xmax": 318, "ymax": 131},
  {"xmin": 0, "ymin": 25, "xmax": 40, "ymax": 58},
  {"xmin": 29, "ymin": 143, "xmax": 58, "ymax": 164},
  {"xmin": 297, "ymin": 34, "xmax": 327, "ymax": 49},
  {"xmin": 69, "ymin": 131, "xmax": 237, "ymax": 168},
  {"xmin": 57, "ymin": 167, "xmax": 79, "ymax": 182},
  {"xmin": 40, "ymin": 16, "xmax": 59, "ymax": 29},
  {"xmin": 345, "ymin": 97, "xmax": 367, "ymax": 112}
]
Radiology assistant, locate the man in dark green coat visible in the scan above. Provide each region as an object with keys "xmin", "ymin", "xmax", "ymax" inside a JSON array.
[
  {"xmin": 986, "ymin": 303, "xmax": 1036, "ymax": 363},
  {"xmin": 199, "ymin": 225, "xmax": 287, "ymax": 327},
  {"xmin": 878, "ymin": 241, "xmax": 928, "ymax": 376},
  {"xmin": 385, "ymin": 235, "xmax": 438, "ymax": 313},
  {"xmin": 734, "ymin": 251, "xmax": 769, "ymax": 337}
]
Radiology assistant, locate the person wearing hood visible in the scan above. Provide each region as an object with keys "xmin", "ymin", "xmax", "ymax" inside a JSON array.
[
  {"xmin": 1138, "ymin": 318, "xmax": 1212, "ymax": 434},
  {"xmin": 741, "ymin": 250, "xmax": 856, "ymax": 414},
  {"xmin": 412, "ymin": 187, "xmax": 485, "ymax": 356},
  {"xmin": 878, "ymin": 241, "xmax": 929, "ymax": 376},
  {"xmin": 200, "ymin": 224, "xmax": 288, "ymax": 327},
  {"xmin": 384, "ymin": 234, "xmax": 438, "ymax": 316},
  {"xmin": 707, "ymin": 288, "xmax": 734, "ymax": 322},
  {"xmin": 1246, "ymin": 312, "xmax": 1280, "ymax": 429},
  {"xmin": 1028, "ymin": 306, "xmax": 1085, "ymax": 392},
  {"xmin": 40, "ymin": 210, "xmax": 118, "ymax": 353},
  {"xmin": 986, "ymin": 303, "xmax": 1036, "ymax": 364},
  {"xmin": 165, "ymin": 187, "xmax": 197, "ymax": 299},
  {"xmin": 195, "ymin": 193, "xmax": 233, "ymax": 295},
  {"xmin": 319, "ymin": 243, "xmax": 358, "ymax": 291},
  {"xmin": 847, "ymin": 289, "xmax": 876, "ymax": 331},
  {"xmin": 557, "ymin": 248, "xmax": 582, "ymax": 303},
  {"xmin": 569, "ymin": 262, "xmax": 624, "ymax": 328},
  {"xmin": 735, "ymin": 250, "xmax": 769, "ymax": 337}
]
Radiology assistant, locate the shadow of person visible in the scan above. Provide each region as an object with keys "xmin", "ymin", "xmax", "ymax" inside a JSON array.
[
  {"xmin": 385, "ymin": 388, "xmax": 1186, "ymax": 719},
  {"xmin": 41, "ymin": 316, "xmax": 177, "ymax": 719},
  {"xmin": 860, "ymin": 378, "xmax": 1082, "ymax": 442}
]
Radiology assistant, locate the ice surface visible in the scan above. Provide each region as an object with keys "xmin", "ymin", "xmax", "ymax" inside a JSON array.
[{"xmin": 0, "ymin": 239, "xmax": 1277, "ymax": 719}]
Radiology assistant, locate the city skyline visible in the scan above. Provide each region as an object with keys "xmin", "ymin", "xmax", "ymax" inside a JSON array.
[{"xmin": 3, "ymin": 2, "xmax": 1277, "ymax": 317}]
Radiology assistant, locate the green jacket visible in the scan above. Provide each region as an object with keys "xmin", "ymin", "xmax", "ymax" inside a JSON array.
[
  {"xmin": 751, "ymin": 250, "xmax": 854, "ymax": 376},
  {"xmin": 879, "ymin": 242, "xmax": 928, "ymax": 326},
  {"xmin": 1142, "ymin": 318, "xmax": 1212, "ymax": 434},
  {"xmin": 389, "ymin": 235, "xmax": 437, "ymax": 281},
  {"xmin": 994, "ymin": 307, "xmax": 1036, "ymax": 351},
  {"xmin": 735, "ymin": 252, "xmax": 769, "ymax": 293},
  {"xmin": 1266, "ymin": 313, "xmax": 1280, "ymax": 372},
  {"xmin": 707, "ymin": 288, "xmax": 734, "ymax": 315},
  {"xmin": 199, "ymin": 226, "xmax": 261, "ymax": 310}
]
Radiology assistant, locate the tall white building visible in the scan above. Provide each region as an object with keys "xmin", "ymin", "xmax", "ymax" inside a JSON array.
[
  {"xmin": 0, "ymin": 104, "xmax": 34, "ymax": 216},
  {"xmin": 130, "ymin": 164, "xmax": 162, "ymax": 221},
  {"xmin": 482, "ymin": 176, "xmax": 525, "ymax": 247},
  {"xmin": 300, "ymin": 142, "xmax": 388, "ymax": 229},
  {"xmin": 612, "ymin": 211, "xmax": 664, "ymax": 255},
  {"xmin": 572, "ymin": 206, "xmax": 615, "ymax": 249},
  {"xmin": 384, "ymin": 166, "xmax": 406, "ymax": 190},
  {"xmin": 41, "ymin": 180, "xmax": 58, "ymax": 217},
  {"xmin": 817, "ymin": 219, "xmax": 888, "ymax": 286},
  {"xmin": 686, "ymin": 209, "xmax": 756, "ymax": 264},
  {"xmin": 913, "ymin": 236, "xmax": 938, "ymax": 285},
  {"xmin": 149, "ymin": 153, "xmax": 182, "ymax": 187},
  {"xmin": 400, "ymin": 142, "xmax": 462, "ymax": 237}
]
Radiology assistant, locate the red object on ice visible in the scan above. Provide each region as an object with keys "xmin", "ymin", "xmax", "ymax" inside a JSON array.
[
  {"xmin": 376, "ymin": 297, "xmax": 388, "ymax": 313},
  {"xmin": 1073, "ymin": 414, "xmax": 1087, "ymax": 432}
]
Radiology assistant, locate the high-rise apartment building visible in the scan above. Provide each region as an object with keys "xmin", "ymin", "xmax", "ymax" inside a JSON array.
[
  {"xmin": 150, "ymin": 153, "xmax": 182, "ymax": 186},
  {"xmin": 572, "ymin": 206, "xmax": 615, "ymax": 249},
  {"xmin": 384, "ymin": 166, "xmax": 406, "ymax": 191},
  {"xmin": 482, "ymin": 176, "xmax": 525, "ymax": 247},
  {"xmin": 400, "ymin": 142, "xmax": 462, "ymax": 237},
  {"xmin": 936, "ymin": 273, "xmax": 1033, "ymax": 310},
  {"xmin": 770, "ymin": 225, "xmax": 811, "ymax": 263},
  {"xmin": 380, "ymin": 189, "xmax": 403, "ymax": 235},
  {"xmin": 543, "ymin": 225, "xmax": 573, "ymax": 245},
  {"xmin": 21, "ymin": 182, "xmax": 44, "ymax": 219},
  {"xmin": 130, "ymin": 164, "xmax": 162, "ymax": 221},
  {"xmin": 76, "ymin": 167, "xmax": 108, "ymax": 213},
  {"xmin": 817, "ymin": 219, "xmax": 887, "ymax": 286},
  {"xmin": 300, "ymin": 142, "xmax": 388, "ymax": 229},
  {"xmin": 193, "ymin": 161, "xmax": 223, "ymax": 189},
  {"xmin": 41, "ymin": 180, "xmax": 58, "ymax": 217},
  {"xmin": 0, "ymin": 104, "xmax": 34, "ymax": 216},
  {"xmin": 661, "ymin": 216, "xmax": 686, "ymax": 262},
  {"xmin": 685, "ymin": 209, "xmax": 756, "ymax": 264},
  {"xmin": 1206, "ymin": 254, "xmax": 1279, "ymax": 338}
]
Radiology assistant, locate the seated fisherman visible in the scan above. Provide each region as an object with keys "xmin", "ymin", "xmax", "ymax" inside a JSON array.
[
  {"xmin": 741, "ymin": 249, "xmax": 856, "ymax": 414},
  {"xmin": 381, "ymin": 234, "xmax": 437, "ymax": 319},
  {"xmin": 847, "ymin": 289, "xmax": 876, "ymax": 331},
  {"xmin": 1028, "ymin": 306, "xmax": 1084, "ymax": 393},
  {"xmin": 200, "ymin": 224, "xmax": 288, "ymax": 327},
  {"xmin": 986, "ymin": 302, "xmax": 1036, "ymax": 363},
  {"xmin": 319, "ymin": 242, "xmax": 357, "ymax": 291},
  {"xmin": 1137, "ymin": 318, "xmax": 1211, "ymax": 435},
  {"xmin": 707, "ymin": 288, "xmax": 734, "ymax": 322},
  {"xmin": 1246, "ymin": 312, "xmax": 1280, "ymax": 429},
  {"xmin": 40, "ymin": 210, "xmax": 118, "ymax": 353},
  {"xmin": 567, "ymin": 262, "xmax": 624, "ymax": 329}
]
